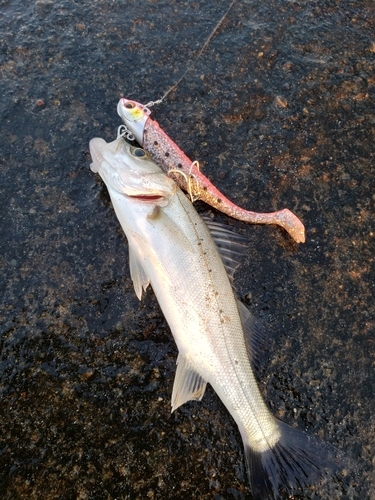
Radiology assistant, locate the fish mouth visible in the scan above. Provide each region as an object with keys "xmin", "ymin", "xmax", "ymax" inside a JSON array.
[{"xmin": 128, "ymin": 194, "xmax": 164, "ymax": 201}]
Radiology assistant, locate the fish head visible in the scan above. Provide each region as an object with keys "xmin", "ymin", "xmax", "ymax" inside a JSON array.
[
  {"xmin": 117, "ymin": 98, "xmax": 150, "ymax": 145},
  {"xmin": 90, "ymin": 136, "xmax": 176, "ymax": 208}
]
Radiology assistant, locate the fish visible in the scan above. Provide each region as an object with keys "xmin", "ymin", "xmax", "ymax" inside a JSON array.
[
  {"xmin": 89, "ymin": 135, "xmax": 344, "ymax": 499},
  {"xmin": 117, "ymin": 97, "xmax": 305, "ymax": 243}
]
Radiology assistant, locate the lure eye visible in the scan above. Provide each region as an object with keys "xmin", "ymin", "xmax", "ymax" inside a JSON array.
[
  {"xmin": 125, "ymin": 101, "xmax": 136, "ymax": 109},
  {"xmin": 132, "ymin": 148, "xmax": 146, "ymax": 158}
]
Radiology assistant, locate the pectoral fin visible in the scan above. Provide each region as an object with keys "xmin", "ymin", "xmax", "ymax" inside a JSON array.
[
  {"xmin": 148, "ymin": 208, "xmax": 195, "ymax": 254},
  {"xmin": 171, "ymin": 354, "xmax": 207, "ymax": 412},
  {"xmin": 129, "ymin": 244, "xmax": 150, "ymax": 300}
]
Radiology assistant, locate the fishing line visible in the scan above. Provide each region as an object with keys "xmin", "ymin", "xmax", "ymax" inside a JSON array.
[{"xmin": 145, "ymin": 0, "xmax": 236, "ymax": 108}]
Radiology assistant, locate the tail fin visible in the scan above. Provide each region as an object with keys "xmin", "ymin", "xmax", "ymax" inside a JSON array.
[{"xmin": 244, "ymin": 420, "xmax": 348, "ymax": 499}]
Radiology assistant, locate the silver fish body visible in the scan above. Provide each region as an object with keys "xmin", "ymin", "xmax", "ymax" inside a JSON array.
[{"xmin": 90, "ymin": 136, "xmax": 344, "ymax": 499}]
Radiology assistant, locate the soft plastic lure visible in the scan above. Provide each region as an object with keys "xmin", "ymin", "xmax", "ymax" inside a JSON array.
[{"xmin": 117, "ymin": 98, "xmax": 305, "ymax": 243}]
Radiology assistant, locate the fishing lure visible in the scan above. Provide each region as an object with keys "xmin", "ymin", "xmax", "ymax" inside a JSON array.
[{"xmin": 117, "ymin": 98, "xmax": 305, "ymax": 243}]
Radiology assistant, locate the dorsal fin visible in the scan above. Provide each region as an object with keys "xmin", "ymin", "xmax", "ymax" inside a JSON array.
[
  {"xmin": 203, "ymin": 217, "xmax": 249, "ymax": 281},
  {"xmin": 203, "ymin": 217, "xmax": 274, "ymax": 376},
  {"xmin": 237, "ymin": 300, "xmax": 274, "ymax": 377}
]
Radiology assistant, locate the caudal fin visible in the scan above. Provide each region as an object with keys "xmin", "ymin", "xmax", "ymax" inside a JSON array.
[{"xmin": 244, "ymin": 420, "xmax": 348, "ymax": 499}]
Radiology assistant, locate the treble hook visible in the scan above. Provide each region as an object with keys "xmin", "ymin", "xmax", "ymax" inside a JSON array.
[{"xmin": 168, "ymin": 165, "xmax": 200, "ymax": 203}]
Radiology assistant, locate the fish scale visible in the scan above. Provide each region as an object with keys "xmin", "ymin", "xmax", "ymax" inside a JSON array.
[
  {"xmin": 90, "ymin": 135, "xmax": 346, "ymax": 499},
  {"xmin": 127, "ymin": 168, "xmax": 280, "ymax": 451}
]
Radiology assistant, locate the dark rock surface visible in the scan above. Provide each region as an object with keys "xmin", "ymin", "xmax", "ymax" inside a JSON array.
[{"xmin": 0, "ymin": 0, "xmax": 374, "ymax": 498}]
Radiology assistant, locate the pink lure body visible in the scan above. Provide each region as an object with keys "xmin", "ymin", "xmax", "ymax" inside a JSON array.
[{"xmin": 117, "ymin": 98, "xmax": 305, "ymax": 243}]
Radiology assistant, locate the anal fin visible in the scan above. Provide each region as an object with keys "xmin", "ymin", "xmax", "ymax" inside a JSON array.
[{"xmin": 171, "ymin": 354, "xmax": 207, "ymax": 412}]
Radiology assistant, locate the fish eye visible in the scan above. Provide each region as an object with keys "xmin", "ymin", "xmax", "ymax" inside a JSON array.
[
  {"xmin": 132, "ymin": 148, "xmax": 146, "ymax": 158},
  {"xmin": 125, "ymin": 101, "xmax": 136, "ymax": 109}
]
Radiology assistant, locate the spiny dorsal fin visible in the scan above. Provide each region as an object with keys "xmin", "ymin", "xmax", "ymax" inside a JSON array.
[
  {"xmin": 171, "ymin": 354, "xmax": 207, "ymax": 412},
  {"xmin": 203, "ymin": 218, "xmax": 274, "ymax": 376},
  {"xmin": 203, "ymin": 217, "xmax": 249, "ymax": 281}
]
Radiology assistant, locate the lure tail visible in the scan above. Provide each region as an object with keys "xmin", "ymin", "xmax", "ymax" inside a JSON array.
[{"xmin": 243, "ymin": 420, "xmax": 346, "ymax": 499}]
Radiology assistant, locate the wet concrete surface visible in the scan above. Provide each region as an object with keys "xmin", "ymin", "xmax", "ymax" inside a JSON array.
[{"xmin": 0, "ymin": 0, "xmax": 374, "ymax": 498}]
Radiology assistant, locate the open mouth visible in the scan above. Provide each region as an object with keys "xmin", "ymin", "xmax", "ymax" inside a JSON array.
[{"xmin": 129, "ymin": 194, "xmax": 163, "ymax": 201}]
